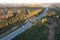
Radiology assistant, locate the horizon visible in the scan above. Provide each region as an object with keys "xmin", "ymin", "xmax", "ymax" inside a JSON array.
[{"xmin": 0, "ymin": 0, "xmax": 60, "ymax": 4}]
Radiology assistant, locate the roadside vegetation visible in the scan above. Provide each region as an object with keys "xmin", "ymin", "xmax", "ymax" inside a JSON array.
[
  {"xmin": 12, "ymin": 8, "xmax": 60, "ymax": 40},
  {"xmin": 0, "ymin": 8, "xmax": 42, "ymax": 35}
]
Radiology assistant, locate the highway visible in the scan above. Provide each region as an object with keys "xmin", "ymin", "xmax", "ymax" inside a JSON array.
[
  {"xmin": 0, "ymin": 22, "xmax": 32, "ymax": 40},
  {"xmin": 0, "ymin": 7, "xmax": 41, "ymax": 38},
  {"xmin": 0, "ymin": 7, "xmax": 48, "ymax": 40}
]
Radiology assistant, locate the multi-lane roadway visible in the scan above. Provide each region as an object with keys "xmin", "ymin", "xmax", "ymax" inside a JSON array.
[{"xmin": 0, "ymin": 7, "xmax": 48, "ymax": 40}]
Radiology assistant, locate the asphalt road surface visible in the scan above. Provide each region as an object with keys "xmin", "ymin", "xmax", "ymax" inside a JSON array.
[{"xmin": 0, "ymin": 7, "xmax": 48, "ymax": 40}]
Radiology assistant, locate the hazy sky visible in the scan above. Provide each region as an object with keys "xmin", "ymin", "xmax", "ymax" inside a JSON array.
[{"xmin": 0, "ymin": 0, "xmax": 60, "ymax": 3}]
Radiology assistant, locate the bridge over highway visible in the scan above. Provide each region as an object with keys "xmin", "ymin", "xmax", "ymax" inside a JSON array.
[{"xmin": 0, "ymin": 7, "xmax": 48, "ymax": 40}]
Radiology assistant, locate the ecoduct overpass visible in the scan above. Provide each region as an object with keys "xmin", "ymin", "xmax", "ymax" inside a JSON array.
[{"xmin": 0, "ymin": 7, "xmax": 48, "ymax": 40}]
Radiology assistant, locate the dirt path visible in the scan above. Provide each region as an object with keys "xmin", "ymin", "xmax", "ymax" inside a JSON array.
[{"xmin": 45, "ymin": 17, "xmax": 57, "ymax": 40}]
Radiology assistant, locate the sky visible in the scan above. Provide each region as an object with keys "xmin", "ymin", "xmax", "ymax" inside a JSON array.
[{"xmin": 0, "ymin": 0, "xmax": 60, "ymax": 3}]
